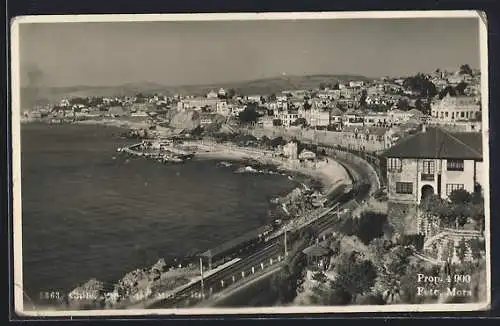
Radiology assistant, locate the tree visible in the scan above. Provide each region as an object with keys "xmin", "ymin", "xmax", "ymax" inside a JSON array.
[
  {"xmin": 355, "ymin": 211, "xmax": 389, "ymax": 245},
  {"xmin": 227, "ymin": 88, "xmax": 236, "ymax": 99},
  {"xmin": 469, "ymin": 238, "xmax": 484, "ymax": 260},
  {"xmin": 292, "ymin": 117, "xmax": 307, "ymax": 127},
  {"xmin": 415, "ymin": 98, "xmax": 423, "ymax": 112},
  {"xmin": 449, "ymin": 189, "xmax": 472, "ymax": 205},
  {"xmin": 268, "ymin": 93, "xmax": 277, "ymax": 102},
  {"xmin": 270, "ymin": 266, "xmax": 295, "ymax": 304},
  {"xmin": 439, "ymin": 86, "xmax": 457, "ymax": 99},
  {"xmin": 457, "ymin": 238, "xmax": 468, "ymax": 263},
  {"xmin": 319, "ymin": 83, "xmax": 326, "ymax": 90},
  {"xmin": 459, "ymin": 64, "xmax": 473, "ymax": 75},
  {"xmin": 270, "ymin": 136, "xmax": 287, "ymax": 148},
  {"xmin": 359, "ymin": 89, "xmax": 368, "ymax": 107},
  {"xmin": 333, "ymin": 252, "xmax": 377, "ymax": 302},
  {"xmin": 310, "ymin": 281, "xmax": 352, "ymax": 305},
  {"xmin": 397, "ymin": 98, "xmax": 410, "ymax": 111},
  {"xmin": 403, "ymin": 74, "xmax": 437, "ymax": 98},
  {"xmin": 259, "ymin": 135, "xmax": 272, "ymax": 148},
  {"xmin": 238, "ymin": 105, "xmax": 259, "ymax": 125},
  {"xmin": 385, "ymin": 245, "xmax": 412, "ymax": 276},
  {"xmin": 455, "ymin": 82, "xmax": 468, "ymax": 95},
  {"xmin": 303, "ymin": 101, "xmax": 312, "ymax": 110},
  {"xmin": 399, "ymin": 264, "xmax": 428, "ymax": 304}
]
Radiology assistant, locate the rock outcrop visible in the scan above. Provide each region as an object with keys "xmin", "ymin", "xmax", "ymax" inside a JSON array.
[{"xmin": 67, "ymin": 278, "xmax": 106, "ymax": 308}]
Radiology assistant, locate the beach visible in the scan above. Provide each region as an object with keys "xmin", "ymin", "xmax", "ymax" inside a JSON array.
[{"xmin": 191, "ymin": 142, "xmax": 353, "ymax": 194}]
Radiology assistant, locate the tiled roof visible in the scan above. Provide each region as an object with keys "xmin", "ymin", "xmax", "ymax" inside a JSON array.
[
  {"xmin": 383, "ymin": 127, "xmax": 483, "ymax": 160},
  {"xmin": 330, "ymin": 108, "xmax": 343, "ymax": 116}
]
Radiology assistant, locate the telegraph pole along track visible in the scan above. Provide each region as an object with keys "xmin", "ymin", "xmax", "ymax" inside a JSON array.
[{"xmin": 130, "ymin": 153, "xmax": 375, "ymax": 309}]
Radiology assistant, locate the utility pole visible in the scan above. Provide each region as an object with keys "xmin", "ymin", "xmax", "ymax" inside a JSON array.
[{"xmin": 199, "ymin": 257, "xmax": 205, "ymax": 299}]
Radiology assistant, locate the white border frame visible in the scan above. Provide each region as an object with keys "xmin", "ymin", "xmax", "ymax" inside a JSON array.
[{"xmin": 10, "ymin": 10, "xmax": 491, "ymax": 316}]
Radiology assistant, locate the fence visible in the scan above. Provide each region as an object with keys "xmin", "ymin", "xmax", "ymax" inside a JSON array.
[{"xmin": 175, "ymin": 253, "xmax": 286, "ymax": 306}]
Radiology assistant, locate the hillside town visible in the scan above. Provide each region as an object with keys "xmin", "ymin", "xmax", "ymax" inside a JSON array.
[
  {"xmin": 24, "ymin": 65, "xmax": 487, "ymax": 308},
  {"xmin": 23, "ymin": 65, "xmax": 482, "ymax": 141}
]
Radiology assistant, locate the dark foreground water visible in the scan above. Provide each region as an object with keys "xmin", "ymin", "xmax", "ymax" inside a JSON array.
[{"xmin": 21, "ymin": 123, "xmax": 296, "ymax": 304}]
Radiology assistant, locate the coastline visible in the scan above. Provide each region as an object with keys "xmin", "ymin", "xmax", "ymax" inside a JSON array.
[
  {"xmin": 26, "ymin": 123, "xmax": 353, "ymax": 310},
  {"xmin": 191, "ymin": 142, "xmax": 352, "ymax": 194}
]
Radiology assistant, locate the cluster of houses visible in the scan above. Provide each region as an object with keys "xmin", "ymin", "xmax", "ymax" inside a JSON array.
[{"xmin": 24, "ymin": 66, "xmax": 481, "ymax": 140}]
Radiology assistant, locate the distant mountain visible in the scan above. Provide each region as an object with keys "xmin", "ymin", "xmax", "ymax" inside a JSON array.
[{"xmin": 20, "ymin": 74, "xmax": 369, "ymax": 110}]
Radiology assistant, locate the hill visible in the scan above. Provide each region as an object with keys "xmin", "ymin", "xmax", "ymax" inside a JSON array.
[{"xmin": 20, "ymin": 74, "xmax": 369, "ymax": 110}]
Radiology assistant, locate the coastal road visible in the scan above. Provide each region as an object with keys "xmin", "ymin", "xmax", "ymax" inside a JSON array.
[{"xmin": 138, "ymin": 153, "xmax": 375, "ymax": 309}]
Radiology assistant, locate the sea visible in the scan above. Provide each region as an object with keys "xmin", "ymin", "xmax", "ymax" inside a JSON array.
[{"xmin": 20, "ymin": 123, "xmax": 297, "ymax": 305}]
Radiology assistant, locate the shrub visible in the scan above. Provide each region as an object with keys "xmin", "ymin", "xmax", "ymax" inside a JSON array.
[{"xmin": 400, "ymin": 234, "xmax": 425, "ymax": 252}]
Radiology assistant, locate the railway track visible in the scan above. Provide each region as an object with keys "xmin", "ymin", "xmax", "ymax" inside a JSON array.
[{"xmin": 137, "ymin": 153, "xmax": 374, "ymax": 309}]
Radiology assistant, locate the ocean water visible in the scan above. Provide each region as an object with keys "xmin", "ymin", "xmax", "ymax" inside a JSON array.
[{"xmin": 20, "ymin": 123, "xmax": 296, "ymax": 303}]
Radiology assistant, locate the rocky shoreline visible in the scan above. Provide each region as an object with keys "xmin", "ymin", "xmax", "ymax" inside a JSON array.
[
  {"xmin": 65, "ymin": 258, "xmax": 198, "ymax": 310},
  {"xmin": 38, "ymin": 125, "xmax": 350, "ymax": 310}
]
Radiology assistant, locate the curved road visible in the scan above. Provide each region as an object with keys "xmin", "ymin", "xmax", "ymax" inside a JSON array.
[{"xmin": 133, "ymin": 153, "xmax": 375, "ymax": 309}]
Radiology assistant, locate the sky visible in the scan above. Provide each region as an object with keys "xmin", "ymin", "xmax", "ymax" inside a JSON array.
[{"xmin": 18, "ymin": 17, "xmax": 481, "ymax": 88}]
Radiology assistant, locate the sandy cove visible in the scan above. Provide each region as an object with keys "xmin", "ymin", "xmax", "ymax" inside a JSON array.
[{"xmin": 191, "ymin": 142, "xmax": 353, "ymax": 194}]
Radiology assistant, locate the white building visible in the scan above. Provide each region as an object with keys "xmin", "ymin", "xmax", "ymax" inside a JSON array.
[
  {"xmin": 59, "ymin": 98, "xmax": 70, "ymax": 107},
  {"xmin": 283, "ymin": 141, "xmax": 298, "ymax": 160},
  {"xmin": 308, "ymin": 105, "xmax": 330, "ymax": 128},
  {"xmin": 431, "ymin": 94, "xmax": 481, "ymax": 122},
  {"xmin": 363, "ymin": 113, "xmax": 390, "ymax": 126},
  {"xmin": 257, "ymin": 116, "xmax": 274, "ymax": 128},
  {"xmin": 278, "ymin": 111, "xmax": 299, "ymax": 128},
  {"xmin": 207, "ymin": 90, "xmax": 218, "ymax": 99},
  {"xmin": 349, "ymin": 81, "xmax": 364, "ymax": 88},
  {"xmin": 384, "ymin": 126, "xmax": 484, "ymax": 204},
  {"xmin": 388, "ymin": 109, "xmax": 413, "ymax": 124},
  {"xmin": 218, "ymin": 88, "xmax": 227, "ymax": 97},
  {"xmin": 216, "ymin": 101, "xmax": 230, "ymax": 116}
]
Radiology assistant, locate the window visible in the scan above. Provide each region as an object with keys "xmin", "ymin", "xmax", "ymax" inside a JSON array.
[
  {"xmin": 460, "ymin": 111, "xmax": 465, "ymax": 118},
  {"xmin": 387, "ymin": 158, "xmax": 402, "ymax": 172},
  {"xmin": 446, "ymin": 184, "xmax": 464, "ymax": 196},
  {"xmin": 445, "ymin": 111, "xmax": 449, "ymax": 118},
  {"xmin": 447, "ymin": 159, "xmax": 464, "ymax": 171},
  {"xmin": 421, "ymin": 160, "xmax": 435, "ymax": 181},
  {"xmin": 396, "ymin": 182, "xmax": 413, "ymax": 194},
  {"xmin": 422, "ymin": 160, "xmax": 435, "ymax": 174}
]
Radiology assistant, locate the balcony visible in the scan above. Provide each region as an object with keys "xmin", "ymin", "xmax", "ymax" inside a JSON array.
[{"xmin": 421, "ymin": 173, "xmax": 435, "ymax": 181}]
